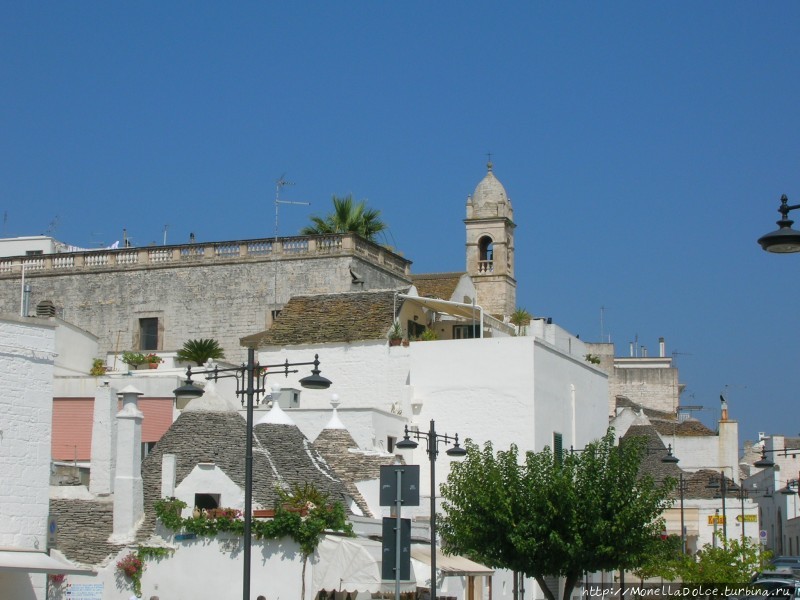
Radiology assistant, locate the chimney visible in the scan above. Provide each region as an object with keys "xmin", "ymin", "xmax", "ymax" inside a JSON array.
[
  {"xmin": 161, "ymin": 454, "xmax": 177, "ymax": 499},
  {"xmin": 659, "ymin": 337, "xmax": 665, "ymax": 358},
  {"xmin": 110, "ymin": 385, "xmax": 144, "ymax": 543},
  {"xmin": 89, "ymin": 381, "xmax": 117, "ymax": 495}
]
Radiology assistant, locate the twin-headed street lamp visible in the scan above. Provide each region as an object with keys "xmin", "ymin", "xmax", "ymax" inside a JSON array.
[
  {"xmin": 397, "ymin": 421, "xmax": 466, "ymax": 600},
  {"xmin": 173, "ymin": 348, "xmax": 331, "ymax": 600}
]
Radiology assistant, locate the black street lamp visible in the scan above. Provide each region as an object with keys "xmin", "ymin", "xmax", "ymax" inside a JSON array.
[
  {"xmin": 753, "ymin": 445, "xmax": 800, "ymax": 469},
  {"xmin": 396, "ymin": 421, "xmax": 466, "ymax": 600},
  {"xmin": 758, "ymin": 195, "xmax": 800, "ymax": 253},
  {"xmin": 706, "ymin": 471, "xmax": 737, "ymax": 543},
  {"xmin": 173, "ymin": 348, "xmax": 331, "ymax": 600}
]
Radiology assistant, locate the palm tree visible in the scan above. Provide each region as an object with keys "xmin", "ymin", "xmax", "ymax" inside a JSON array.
[
  {"xmin": 176, "ymin": 338, "xmax": 225, "ymax": 366},
  {"xmin": 301, "ymin": 194, "xmax": 387, "ymax": 242},
  {"xmin": 510, "ymin": 307, "xmax": 533, "ymax": 336}
]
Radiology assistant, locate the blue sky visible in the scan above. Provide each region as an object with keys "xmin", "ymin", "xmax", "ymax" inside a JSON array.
[{"xmin": 2, "ymin": 3, "xmax": 799, "ymax": 442}]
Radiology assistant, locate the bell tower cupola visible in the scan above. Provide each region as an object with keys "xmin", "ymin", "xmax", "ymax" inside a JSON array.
[{"xmin": 465, "ymin": 160, "xmax": 517, "ymax": 318}]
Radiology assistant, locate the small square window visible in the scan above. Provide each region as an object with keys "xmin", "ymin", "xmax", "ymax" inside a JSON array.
[{"xmin": 194, "ymin": 493, "xmax": 220, "ymax": 511}]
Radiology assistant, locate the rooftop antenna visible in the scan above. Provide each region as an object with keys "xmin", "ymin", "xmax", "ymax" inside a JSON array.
[
  {"xmin": 274, "ymin": 174, "xmax": 310, "ymax": 243},
  {"xmin": 46, "ymin": 215, "xmax": 59, "ymax": 236},
  {"xmin": 272, "ymin": 174, "xmax": 310, "ymax": 313},
  {"xmin": 671, "ymin": 350, "xmax": 692, "ymax": 368},
  {"xmin": 600, "ymin": 305, "xmax": 612, "ymax": 343}
]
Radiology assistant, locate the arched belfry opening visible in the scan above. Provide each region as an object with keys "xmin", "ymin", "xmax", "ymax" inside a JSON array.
[
  {"xmin": 478, "ymin": 236, "xmax": 494, "ymax": 272},
  {"xmin": 465, "ymin": 161, "xmax": 517, "ymax": 317}
]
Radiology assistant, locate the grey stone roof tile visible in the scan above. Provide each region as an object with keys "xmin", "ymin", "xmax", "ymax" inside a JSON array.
[
  {"xmin": 53, "ymin": 410, "xmax": 354, "ymax": 567},
  {"xmin": 241, "ymin": 289, "xmax": 408, "ymax": 347},
  {"xmin": 411, "ymin": 273, "xmax": 466, "ymax": 301}
]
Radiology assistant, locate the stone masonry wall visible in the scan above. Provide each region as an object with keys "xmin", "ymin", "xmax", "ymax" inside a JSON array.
[
  {"xmin": 0, "ymin": 251, "xmax": 409, "ymax": 361},
  {"xmin": 610, "ymin": 367, "xmax": 680, "ymax": 414}
]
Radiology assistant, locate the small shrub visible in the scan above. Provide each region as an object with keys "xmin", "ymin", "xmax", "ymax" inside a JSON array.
[
  {"xmin": 121, "ymin": 352, "xmax": 147, "ymax": 367},
  {"xmin": 90, "ymin": 358, "xmax": 107, "ymax": 376}
]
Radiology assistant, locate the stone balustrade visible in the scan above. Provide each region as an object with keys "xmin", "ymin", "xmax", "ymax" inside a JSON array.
[{"xmin": 0, "ymin": 234, "xmax": 410, "ymax": 277}]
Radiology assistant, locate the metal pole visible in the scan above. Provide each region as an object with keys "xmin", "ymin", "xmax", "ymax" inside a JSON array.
[
  {"xmin": 243, "ymin": 348, "xmax": 255, "ymax": 600},
  {"xmin": 395, "ymin": 468, "xmax": 403, "ymax": 600},
  {"xmin": 721, "ymin": 472, "xmax": 728, "ymax": 543},
  {"xmin": 740, "ymin": 488, "xmax": 746, "ymax": 546},
  {"xmin": 429, "ymin": 420, "xmax": 437, "ymax": 600},
  {"xmin": 680, "ymin": 473, "xmax": 686, "ymax": 554},
  {"xmin": 713, "ymin": 509, "xmax": 719, "ymax": 548}
]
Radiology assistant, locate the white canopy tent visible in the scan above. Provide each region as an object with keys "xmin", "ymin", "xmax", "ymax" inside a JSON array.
[
  {"xmin": 312, "ymin": 535, "xmax": 416, "ymax": 594},
  {"xmin": 0, "ymin": 548, "xmax": 93, "ymax": 575}
]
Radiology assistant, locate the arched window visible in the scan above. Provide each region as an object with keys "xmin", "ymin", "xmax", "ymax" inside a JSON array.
[{"xmin": 478, "ymin": 236, "xmax": 494, "ymax": 273}]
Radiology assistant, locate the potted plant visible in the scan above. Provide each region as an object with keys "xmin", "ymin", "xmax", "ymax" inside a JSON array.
[
  {"xmin": 419, "ymin": 328, "xmax": 438, "ymax": 341},
  {"xmin": 121, "ymin": 351, "xmax": 147, "ymax": 370},
  {"xmin": 89, "ymin": 358, "xmax": 107, "ymax": 376},
  {"xmin": 176, "ymin": 338, "xmax": 225, "ymax": 366},
  {"xmin": 387, "ymin": 321, "xmax": 404, "ymax": 347},
  {"xmin": 144, "ymin": 353, "xmax": 163, "ymax": 369}
]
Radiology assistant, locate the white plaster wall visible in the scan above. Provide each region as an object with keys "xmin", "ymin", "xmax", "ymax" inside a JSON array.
[
  {"xmin": 450, "ymin": 274, "xmax": 477, "ymax": 304},
  {"xmin": 0, "ymin": 315, "xmax": 56, "ymax": 600},
  {"xmin": 532, "ymin": 340, "xmax": 608, "ymax": 452},
  {"xmin": 666, "ymin": 436, "xmax": 735, "ymax": 481},
  {"xmin": 50, "ymin": 535, "xmax": 306, "ymax": 600},
  {"xmin": 256, "ymin": 341, "xmax": 411, "ymax": 414},
  {"xmin": 175, "ymin": 463, "xmax": 246, "ymax": 512},
  {"xmin": 261, "ymin": 336, "xmax": 607, "ymax": 504},
  {"xmin": 0, "ymin": 236, "xmax": 60, "ymax": 258},
  {"xmin": 689, "ymin": 498, "xmax": 760, "ymax": 551},
  {"xmin": 52, "ymin": 319, "xmax": 98, "ymax": 377}
]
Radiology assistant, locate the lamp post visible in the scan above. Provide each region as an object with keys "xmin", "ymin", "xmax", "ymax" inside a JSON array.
[
  {"xmin": 173, "ymin": 348, "xmax": 332, "ymax": 600},
  {"xmin": 758, "ymin": 195, "xmax": 800, "ymax": 253},
  {"xmin": 706, "ymin": 471, "xmax": 730, "ymax": 543},
  {"xmin": 396, "ymin": 421, "xmax": 466, "ymax": 600}
]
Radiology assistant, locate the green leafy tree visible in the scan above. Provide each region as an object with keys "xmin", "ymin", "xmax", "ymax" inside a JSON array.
[
  {"xmin": 440, "ymin": 429, "xmax": 675, "ymax": 600},
  {"xmin": 301, "ymin": 194, "xmax": 387, "ymax": 242},
  {"xmin": 653, "ymin": 533, "xmax": 770, "ymax": 585},
  {"xmin": 175, "ymin": 338, "xmax": 225, "ymax": 366}
]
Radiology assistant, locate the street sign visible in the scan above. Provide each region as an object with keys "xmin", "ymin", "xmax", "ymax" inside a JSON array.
[
  {"xmin": 381, "ymin": 517, "xmax": 411, "ymax": 580},
  {"xmin": 707, "ymin": 515, "xmax": 726, "ymax": 525},
  {"xmin": 47, "ymin": 516, "xmax": 57, "ymax": 548},
  {"xmin": 760, "ymin": 529, "xmax": 768, "ymax": 544},
  {"xmin": 379, "ymin": 465, "xmax": 420, "ymax": 506},
  {"xmin": 736, "ymin": 514, "xmax": 758, "ymax": 523}
]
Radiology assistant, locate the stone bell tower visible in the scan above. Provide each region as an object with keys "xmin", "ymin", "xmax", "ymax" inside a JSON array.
[{"xmin": 465, "ymin": 161, "xmax": 517, "ymax": 318}]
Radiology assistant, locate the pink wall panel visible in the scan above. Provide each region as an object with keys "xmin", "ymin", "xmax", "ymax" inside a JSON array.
[{"xmin": 52, "ymin": 397, "xmax": 173, "ymax": 461}]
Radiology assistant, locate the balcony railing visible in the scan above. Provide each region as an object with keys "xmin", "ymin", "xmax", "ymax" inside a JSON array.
[{"xmin": 0, "ymin": 234, "xmax": 410, "ymax": 277}]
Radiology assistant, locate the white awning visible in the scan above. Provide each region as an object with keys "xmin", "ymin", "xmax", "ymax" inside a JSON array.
[
  {"xmin": 398, "ymin": 294, "xmax": 483, "ymax": 322},
  {"xmin": 312, "ymin": 535, "xmax": 416, "ymax": 594},
  {"xmin": 411, "ymin": 545, "xmax": 494, "ymax": 577},
  {"xmin": 0, "ymin": 548, "xmax": 93, "ymax": 574}
]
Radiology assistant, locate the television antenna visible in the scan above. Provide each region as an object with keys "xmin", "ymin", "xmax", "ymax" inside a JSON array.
[
  {"xmin": 272, "ymin": 175, "xmax": 310, "ymax": 312},
  {"xmin": 274, "ymin": 174, "xmax": 310, "ymax": 243}
]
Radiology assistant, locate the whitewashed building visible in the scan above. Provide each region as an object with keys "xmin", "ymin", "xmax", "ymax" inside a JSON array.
[{"xmin": 0, "ymin": 315, "xmax": 88, "ymax": 600}]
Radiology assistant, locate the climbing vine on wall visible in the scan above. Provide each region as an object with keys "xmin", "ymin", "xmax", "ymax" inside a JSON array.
[{"xmin": 153, "ymin": 484, "xmax": 353, "ymax": 556}]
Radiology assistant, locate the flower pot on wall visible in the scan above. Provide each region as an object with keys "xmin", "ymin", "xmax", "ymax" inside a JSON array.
[{"xmin": 148, "ymin": 363, "xmax": 159, "ymax": 369}]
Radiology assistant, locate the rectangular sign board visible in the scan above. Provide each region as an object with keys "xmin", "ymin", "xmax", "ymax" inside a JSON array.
[
  {"xmin": 736, "ymin": 514, "xmax": 758, "ymax": 523},
  {"xmin": 379, "ymin": 464, "xmax": 420, "ymax": 507},
  {"xmin": 381, "ymin": 517, "xmax": 411, "ymax": 581},
  {"xmin": 65, "ymin": 583, "xmax": 104, "ymax": 600}
]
